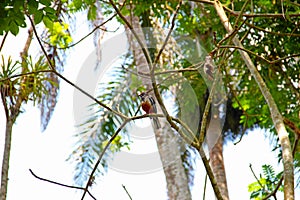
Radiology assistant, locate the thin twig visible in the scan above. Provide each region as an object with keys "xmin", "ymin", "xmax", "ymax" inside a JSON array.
[
  {"xmin": 219, "ymin": 45, "xmax": 300, "ymax": 64},
  {"xmin": 223, "ymin": 6, "xmax": 300, "ymax": 18},
  {"xmin": 57, "ymin": 4, "xmax": 125, "ymax": 49},
  {"xmin": 198, "ymin": 146, "xmax": 224, "ymax": 200},
  {"xmin": 122, "ymin": 62, "xmax": 203, "ymax": 78},
  {"xmin": 198, "ymin": 61, "xmax": 221, "ymax": 146},
  {"xmin": 249, "ymin": 164, "xmax": 267, "ymax": 191},
  {"xmin": 245, "ymin": 21, "xmax": 300, "ymax": 37},
  {"xmin": 29, "ymin": 169, "xmax": 97, "ymax": 200},
  {"xmin": 81, "ymin": 120, "xmax": 128, "ymax": 200},
  {"xmin": 262, "ymin": 177, "xmax": 283, "ymax": 200},
  {"xmin": 109, "ymin": 0, "xmax": 153, "ymax": 69},
  {"xmin": 151, "ymin": 1, "xmax": 182, "ymax": 119},
  {"xmin": 152, "ymin": 1, "xmax": 182, "ymax": 66},
  {"xmin": 0, "ymin": 32, "xmax": 8, "ymax": 52},
  {"xmin": 0, "ymin": 70, "xmax": 54, "ymax": 82},
  {"xmin": 189, "ymin": 0, "xmax": 300, "ymax": 18},
  {"xmin": 203, "ymin": 173, "xmax": 208, "ymax": 200},
  {"xmin": 26, "ymin": 13, "xmax": 128, "ymax": 120},
  {"xmin": 122, "ymin": 184, "xmax": 133, "ymax": 200},
  {"xmin": 56, "ymin": 11, "xmax": 123, "ymax": 49},
  {"xmin": 233, "ymin": 0, "xmax": 250, "ymax": 27}
]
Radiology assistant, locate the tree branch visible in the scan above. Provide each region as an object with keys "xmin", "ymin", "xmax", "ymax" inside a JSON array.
[
  {"xmin": 0, "ymin": 32, "xmax": 8, "ymax": 52},
  {"xmin": 109, "ymin": 0, "xmax": 153, "ymax": 69},
  {"xmin": 29, "ymin": 169, "xmax": 97, "ymax": 200},
  {"xmin": 213, "ymin": 1, "xmax": 294, "ymax": 199},
  {"xmin": 122, "ymin": 184, "xmax": 133, "ymax": 200},
  {"xmin": 81, "ymin": 120, "xmax": 128, "ymax": 200},
  {"xmin": 244, "ymin": 21, "xmax": 300, "ymax": 37},
  {"xmin": 189, "ymin": 0, "xmax": 300, "ymax": 18},
  {"xmin": 249, "ymin": 164, "xmax": 267, "ymax": 192},
  {"xmin": 198, "ymin": 146, "xmax": 224, "ymax": 200},
  {"xmin": 26, "ymin": 13, "xmax": 128, "ymax": 120},
  {"xmin": 56, "ymin": 7, "xmax": 125, "ymax": 49}
]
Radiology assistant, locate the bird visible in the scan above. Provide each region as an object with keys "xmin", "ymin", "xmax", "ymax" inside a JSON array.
[{"xmin": 138, "ymin": 92, "xmax": 161, "ymax": 129}]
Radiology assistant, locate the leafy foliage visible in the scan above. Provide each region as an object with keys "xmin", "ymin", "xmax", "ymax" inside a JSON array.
[
  {"xmin": 0, "ymin": 0, "xmax": 58, "ymax": 35},
  {"xmin": 48, "ymin": 22, "xmax": 72, "ymax": 48},
  {"xmin": 248, "ymin": 164, "xmax": 283, "ymax": 199},
  {"xmin": 0, "ymin": 55, "xmax": 57, "ymax": 127},
  {"xmin": 0, "ymin": 56, "xmax": 20, "ymax": 102}
]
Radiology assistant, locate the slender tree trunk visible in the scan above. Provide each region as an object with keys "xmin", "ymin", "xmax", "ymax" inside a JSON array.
[
  {"xmin": 206, "ymin": 109, "xmax": 229, "ymax": 200},
  {"xmin": 209, "ymin": 137, "xmax": 229, "ymax": 200},
  {"xmin": 156, "ymin": 125, "xmax": 192, "ymax": 200},
  {"xmin": 125, "ymin": 14, "xmax": 192, "ymax": 200},
  {"xmin": 0, "ymin": 119, "xmax": 13, "ymax": 200},
  {"xmin": 214, "ymin": 1, "xmax": 294, "ymax": 199},
  {"xmin": 1, "ymin": 26, "xmax": 32, "ymax": 200}
]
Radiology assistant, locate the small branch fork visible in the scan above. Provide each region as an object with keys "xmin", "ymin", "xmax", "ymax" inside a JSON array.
[{"xmin": 29, "ymin": 169, "xmax": 97, "ymax": 200}]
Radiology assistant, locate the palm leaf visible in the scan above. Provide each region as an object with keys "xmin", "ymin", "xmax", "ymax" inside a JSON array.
[{"xmin": 68, "ymin": 65, "xmax": 138, "ymax": 186}]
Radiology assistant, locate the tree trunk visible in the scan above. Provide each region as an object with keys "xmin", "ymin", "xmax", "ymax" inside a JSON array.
[
  {"xmin": 125, "ymin": 14, "xmax": 192, "ymax": 200},
  {"xmin": 1, "ymin": 25, "xmax": 32, "ymax": 200},
  {"xmin": 209, "ymin": 137, "xmax": 229, "ymax": 200},
  {"xmin": 156, "ymin": 125, "xmax": 192, "ymax": 200},
  {"xmin": 0, "ymin": 119, "xmax": 13, "ymax": 200},
  {"xmin": 214, "ymin": 2, "xmax": 294, "ymax": 199}
]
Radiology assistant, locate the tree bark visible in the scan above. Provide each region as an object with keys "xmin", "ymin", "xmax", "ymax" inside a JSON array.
[
  {"xmin": 125, "ymin": 14, "xmax": 192, "ymax": 200},
  {"xmin": 0, "ymin": 26, "xmax": 33, "ymax": 200},
  {"xmin": 209, "ymin": 137, "xmax": 229, "ymax": 200},
  {"xmin": 156, "ymin": 126, "xmax": 192, "ymax": 200},
  {"xmin": 213, "ymin": 1, "xmax": 294, "ymax": 199},
  {"xmin": 0, "ymin": 119, "xmax": 13, "ymax": 200}
]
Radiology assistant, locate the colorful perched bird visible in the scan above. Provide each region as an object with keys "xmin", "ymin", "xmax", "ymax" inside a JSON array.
[{"xmin": 139, "ymin": 92, "xmax": 161, "ymax": 129}]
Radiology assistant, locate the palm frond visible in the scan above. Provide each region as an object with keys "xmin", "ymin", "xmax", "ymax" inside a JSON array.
[{"xmin": 69, "ymin": 65, "xmax": 138, "ymax": 186}]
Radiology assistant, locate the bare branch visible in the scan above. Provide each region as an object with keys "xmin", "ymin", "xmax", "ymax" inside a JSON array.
[
  {"xmin": 218, "ymin": 45, "xmax": 300, "ymax": 64},
  {"xmin": 244, "ymin": 21, "xmax": 300, "ymax": 37},
  {"xmin": 249, "ymin": 164, "xmax": 267, "ymax": 192},
  {"xmin": 223, "ymin": 6, "xmax": 300, "ymax": 18},
  {"xmin": 29, "ymin": 169, "xmax": 97, "ymax": 200},
  {"xmin": 56, "ymin": 7, "xmax": 126, "ymax": 49},
  {"xmin": 0, "ymin": 32, "xmax": 8, "ymax": 52},
  {"xmin": 81, "ymin": 120, "xmax": 128, "ymax": 200},
  {"xmin": 189, "ymin": 0, "xmax": 300, "ymax": 18},
  {"xmin": 153, "ymin": 1, "xmax": 182, "ymax": 66},
  {"xmin": 122, "ymin": 185, "xmax": 133, "ymax": 200},
  {"xmin": 109, "ymin": 0, "xmax": 153, "ymax": 69},
  {"xmin": 198, "ymin": 146, "xmax": 224, "ymax": 200},
  {"xmin": 26, "ymin": 13, "xmax": 128, "ymax": 120}
]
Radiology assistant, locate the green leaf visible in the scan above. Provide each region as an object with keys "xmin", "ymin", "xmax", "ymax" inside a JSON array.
[
  {"xmin": 34, "ymin": 9, "xmax": 44, "ymax": 24},
  {"xmin": 43, "ymin": 15, "xmax": 53, "ymax": 29},
  {"xmin": 73, "ymin": 0, "xmax": 83, "ymax": 10},
  {"xmin": 87, "ymin": 4, "xmax": 97, "ymax": 20},
  {"xmin": 27, "ymin": 0, "xmax": 39, "ymax": 14},
  {"xmin": 9, "ymin": 21, "xmax": 19, "ymax": 36},
  {"xmin": 39, "ymin": 0, "xmax": 51, "ymax": 6}
]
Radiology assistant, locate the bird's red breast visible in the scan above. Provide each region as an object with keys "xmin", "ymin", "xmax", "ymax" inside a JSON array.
[{"xmin": 141, "ymin": 102, "xmax": 152, "ymax": 114}]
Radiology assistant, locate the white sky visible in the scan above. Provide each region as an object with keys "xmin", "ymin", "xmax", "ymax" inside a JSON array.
[{"xmin": 0, "ymin": 13, "xmax": 299, "ymax": 200}]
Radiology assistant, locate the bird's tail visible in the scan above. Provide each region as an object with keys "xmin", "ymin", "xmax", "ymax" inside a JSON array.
[{"xmin": 152, "ymin": 117, "xmax": 161, "ymax": 129}]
